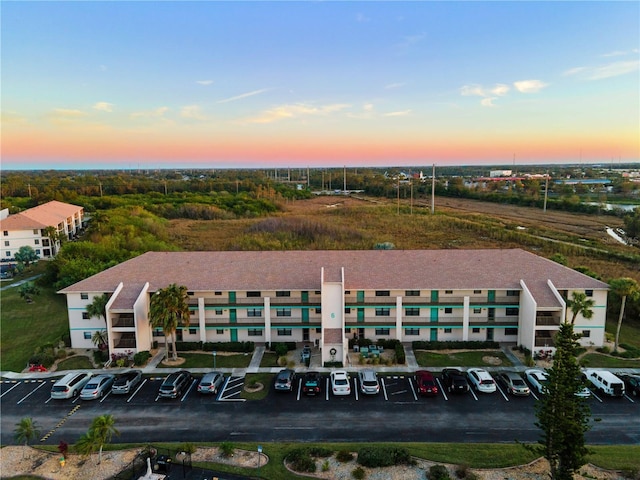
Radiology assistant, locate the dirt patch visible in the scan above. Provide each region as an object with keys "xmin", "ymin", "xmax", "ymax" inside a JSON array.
[{"xmin": 482, "ymin": 355, "xmax": 502, "ymax": 366}]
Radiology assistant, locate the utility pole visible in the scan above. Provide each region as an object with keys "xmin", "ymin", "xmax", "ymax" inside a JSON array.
[
  {"xmin": 431, "ymin": 164, "xmax": 435, "ymax": 214},
  {"xmin": 343, "ymin": 166, "xmax": 346, "ymax": 194},
  {"xmin": 543, "ymin": 172, "xmax": 549, "ymax": 213},
  {"xmin": 410, "ymin": 180, "xmax": 413, "ymax": 215},
  {"xmin": 397, "ymin": 176, "xmax": 400, "ymax": 215},
  {"xmin": 28, "ymin": 183, "xmax": 32, "ymax": 198}
]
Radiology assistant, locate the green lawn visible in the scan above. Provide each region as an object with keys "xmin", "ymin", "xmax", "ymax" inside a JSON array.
[
  {"xmin": 579, "ymin": 353, "xmax": 640, "ymax": 368},
  {"xmin": 55, "ymin": 355, "xmax": 94, "ymax": 371},
  {"xmin": 241, "ymin": 373, "xmax": 274, "ymax": 400},
  {"xmin": 260, "ymin": 351, "xmax": 279, "ymax": 367},
  {"xmin": 414, "ymin": 350, "xmax": 513, "ymax": 368},
  {"xmin": 0, "ymin": 271, "xmax": 69, "ymax": 373},
  {"xmin": 162, "ymin": 352, "xmax": 252, "ymax": 369}
]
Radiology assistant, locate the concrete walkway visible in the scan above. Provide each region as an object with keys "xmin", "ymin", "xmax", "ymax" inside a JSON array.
[
  {"xmin": 246, "ymin": 345, "xmax": 265, "ymax": 373},
  {"xmin": 0, "ymin": 274, "xmax": 42, "ymax": 291}
]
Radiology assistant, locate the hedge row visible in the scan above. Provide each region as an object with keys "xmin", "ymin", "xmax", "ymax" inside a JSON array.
[
  {"xmin": 412, "ymin": 340, "xmax": 499, "ymax": 350},
  {"xmin": 265, "ymin": 342, "xmax": 297, "ymax": 352},
  {"xmin": 357, "ymin": 446, "xmax": 415, "ymax": 468},
  {"xmin": 175, "ymin": 341, "xmax": 254, "ymax": 352}
]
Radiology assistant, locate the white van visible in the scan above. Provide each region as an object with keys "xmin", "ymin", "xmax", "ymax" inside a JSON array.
[
  {"xmin": 583, "ymin": 369, "xmax": 625, "ymax": 397},
  {"xmin": 51, "ymin": 372, "xmax": 93, "ymax": 399}
]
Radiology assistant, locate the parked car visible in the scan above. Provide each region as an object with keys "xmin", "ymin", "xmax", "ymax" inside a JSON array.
[
  {"xmin": 274, "ymin": 369, "xmax": 296, "ymax": 392},
  {"xmin": 81, "ymin": 374, "xmax": 115, "ymax": 400},
  {"xmin": 583, "ymin": 369, "xmax": 625, "ymax": 397},
  {"xmin": 300, "ymin": 345, "xmax": 311, "ymax": 363},
  {"xmin": 197, "ymin": 372, "xmax": 225, "ymax": 394},
  {"xmin": 358, "ymin": 369, "xmax": 380, "ymax": 395},
  {"xmin": 158, "ymin": 370, "xmax": 192, "ymax": 399},
  {"xmin": 496, "ymin": 372, "xmax": 530, "ymax": 396},
  {"xmin": 112, "ymin": 370, "xmax": 143, "ymax": 395},
  {"xmin": 415, "ymin": 370, "xmax": 439, "ymax": 397},
  {"xmin": 302, "ymin": 371, "xmax": 322, "ymax": 396},
  {"xmin": 617, "ymin": 373, "xmax": 640, "ymax": 397},
  {"xmin": 330, "ymin": 370, "xmax": 351, "ymax": 396},
  {"xmin": 50, "ymin": 372, "xmax": 93, "ymax": 399},
  {"xmin": 466, "ymin": 368, "xmax": 496, "ymax": 393},
  {"xmin": 525, "ymin": 369, "xmax": 549, "ymax": 395},
  {"xmin": 441, "ymin": 368, "xmax": 469, "ymax": 394}
]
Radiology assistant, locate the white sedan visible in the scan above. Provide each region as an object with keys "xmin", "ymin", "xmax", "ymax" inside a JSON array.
[
  {"xmin": 466, "ymin": 368, "xmax": 496, "ymax": 393},
  {"xmin": 330, "ymin": 370, "xmax": 351, "ymax": 396},
  {"xmin": 525, "ymin": 369, "xmax": 549, "ymax": 395}
]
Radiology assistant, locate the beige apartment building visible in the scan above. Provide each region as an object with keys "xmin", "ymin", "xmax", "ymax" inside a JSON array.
[{"xmin": 59, "ymin": 249, "xmax": 609, "ymax": 365}]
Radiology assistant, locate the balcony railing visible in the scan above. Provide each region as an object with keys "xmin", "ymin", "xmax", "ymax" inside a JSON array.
[
  {"xmin": 536, "ymin": 316, "xmax": 561, "ymax": 326},
  {"xmin": 112, "ymin": 316, "xmax": 135, "ymax": 328},
  {"xmin": 114, "ymin": 338, "xmax": 136, "ymax": 349},
  {"xmin": 534, "ymin": 338, "xmax": 556, "ymax": 347}
]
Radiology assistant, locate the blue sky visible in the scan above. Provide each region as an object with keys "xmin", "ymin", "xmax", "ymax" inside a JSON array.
[{"xmin": 2, "ymin": 1, "xmax": 639, "ymax": 169}]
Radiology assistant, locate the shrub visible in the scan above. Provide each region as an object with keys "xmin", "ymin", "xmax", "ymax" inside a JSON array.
[
  {"xmin": 133, "ymin": 350, "xmax": 152, "ymax": 366},
  {"xmin": 274, "ymin": 343, "xmax": 289, "ymax": 357},
  {"xmin": 357, "ymin": 446, "xmax": 413, "ymax": 468},
  {"xmin": 336, "ymin": 450, "xmax": 354, "ymax": 463},
  {"xmin": 596, "ymin": 346, "xmax": 611, "ymax": 354},
  {"xmin": 352, "ymin": 466, "xmax": 366, "ymax": 479},
  {"xmin": 308, "ymin": 446, "xmax": 333, "ymax": 457},
  {"xmin": 92, "ymin": 350, "xmax": 108, "ymax": 364},
  {"xmin": 219, "ymin": 441, "xmax": 235, "ymax": 458},
  {"xmin": 322, "ymin": 460, "xmax": 330, "ymax": 472},
  {"xmin": 56, "ymin": 349, "xmax": 68, "ymax": 360},
  {"xmin": 323, "ymin": 361, "xmax": 343, "ymax": 368},
  {"xmin": 286, "ymin": 448, "xmax": 318, "ymax": 473},
  {"xmin": 180, "ymin": 442, "xmax": 197, "ymax": 455},
  {"xmin": 455, "ymin": 464, "xmax": 474, "ymax": 479},
  {"xmin": 395, "ymin": 343, "xmax": 406, "ymax": 364},
  {"xmin": 428, "ymin": 464, "xmax": 451, "ymax": 480}
]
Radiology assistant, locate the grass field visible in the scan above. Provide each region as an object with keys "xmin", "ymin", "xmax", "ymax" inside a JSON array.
[
  {"xmin": 0, "ymin": 263, "xmax": 69, "ymax": 372},
  {"xmin": 162, "ymin": 352, "xmax": 253, "ymax": 369},
  {"xmin": 414, "ymin": 350, "xmax": 513, "ymax": 368}
]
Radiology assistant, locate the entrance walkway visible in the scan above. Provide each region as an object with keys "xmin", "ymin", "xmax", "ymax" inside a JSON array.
[{"xmin": 246, "ymin": 345, "xmax": 265, "ymax": 373}]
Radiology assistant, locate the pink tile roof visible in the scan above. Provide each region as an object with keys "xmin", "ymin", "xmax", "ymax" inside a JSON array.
[
  {"xmin": 0, "ymin": 201, "xmax": 83, "ymax": 231},
  {"xmin": 59, "ymin": 249, "xmax": 609, "ymax": 308}
]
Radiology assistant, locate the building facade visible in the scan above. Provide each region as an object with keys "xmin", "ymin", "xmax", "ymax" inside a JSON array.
[
  {"xmin": 59, "ymin": 249, "xmax": 609, "ymax": 365},
  {"xmin": 0, "ymin": 201, "xmax": 85, "ymax": 261}
]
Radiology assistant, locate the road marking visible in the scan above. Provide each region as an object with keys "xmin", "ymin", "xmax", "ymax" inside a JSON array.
[
  {"xmin": 353, "ymin": 378, "xmax": 358, "ymax": 401},
  {"xmin": 127, "ymin": 378, "xmax": 147, "ymax": 403},
  {"xmin": 17, "ymin": 381, "xmax": 47, "ymax": 404},
  {"xmin": 469, "ymin": 388, "xmax": 478, "ymax": 401},
  {"xmin": 181, "ymin": 379, "xmax": 197, "ymax": 402},
  {"xmin": 590, "ymin": 391, "xmax": 603, "ymax": 403},
  {"xmin": 296, "ymin": 378, "xmax": 302, "ymax": 401},
  {"xmin": 496, "ymin": 384, "xmax": 509, "ymax": 401},
  {"xmin": 381, "ymin": 378, "xmax": 388, "ymax": 401},
  {"xmin": 0, "ymin": 381, "xmax": 22, "ymax": 398},
  {"xmin": 408, "ymin": 378, "xmax": 418, "ymax": 401},
  {"xmin": 40, "ymin": 405, "xmax": 81, "ymax": 442},
  {"xmin": 436, "ymin": 378, "xmax": 448, "ymax": 401},
  {"xmin": 624, "ymin": 394, "xmax": 634, "ymax": 403},
  {"xmin": 325, "ymin": 378, "xmax": 330, "ymax": 401}
]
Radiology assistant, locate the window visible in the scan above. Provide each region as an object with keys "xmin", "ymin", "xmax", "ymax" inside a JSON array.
[
  {"xmin": 215, "ymin": 309, "xmax": 223, "ymax": 315},
  {"xmin": 444, "ymin": 290, "xmax": 453, "ymax": 294},
  {"xmin": 315, "ymin": 308, "xmax": 322, "ymax": 314},
  {"xmin": 375, "ymin": 290, "xmax": 390, "ymax": 297},
  {"xmin": 248, "ymin": 328, "xmax": 262, "ymax": 336},
  {"xmin": 247, "ymin": 308, "xmax": 262, "ymax": 317},
  {"xmin": 506, "ymin": 308, "xmax": 519, "ymax": 316},
  {"xmin": 35, "ymin": 249, "xmax": 40, "ymax": 255},
  {"xmin": 473, "ymin": 290, "xmax": 482, "ymax": 294},
  {"xmin": 473, "ymin": 308, "xmax": 482, "ymax": 314},
  {"xmin": 582, "ymin": 330, "xmax": 591, "ymax": 338},
  {"xmin": 153, "ymin": 329, "xmax": 163, "ymax": 337},
  {"xmin": 405, "ymin": 328, "xmax": 420, "ymax": 336},
  {"xmin": 33, "ymin": 229, "xmax": 39, "ymax": 235},
  {"xmin": 84, "ymin": 332, "xmax": 92, "ymax": 340},
  {"xmin": 472, "ymin": 328, "xmax": 480, "ymax": 333},
  {"xmin": 81, "ymin": 293, "xmax": 89, "ymax": 300},
  {"xmin": 3, "ymin": 231, "xmax": 7, "ymax": 236},
  {"xmin": 345, "ymin": 328, "xmax": 351, "ymax": 333},
  {"xmin": 216, "ymin": 329, "xmax": 224, "ymax": 334},
  {"xmin": 3, "ymin": 241, "xmax": 8, "ymax": 247},
  {"xmin": 375, "ymin": 328, "xmax": 390, "ymax": 335},
  {"xmin": 316, "ymin": 328, "xmax": 322, "ymax": 333},
  {"xmin": 215, "ymin": 291, "xmax": 222, "ymax": 296},
  {"xmin": 443, "ymin": 328, "xmax": 452, "ymax": 333},
  {"xmin": 345, "ymin": 290, "xmax": 351, "ymax": 295},
  {"xmin": 82, "ymin": 312, "xmax": 90, "ymax": 320},
  {"xmin": 189, "ymin": 328, "xmax": 197, "ymax": 335},
  {"xmin": 276, "ymin": 308, "xmax": 291, "ymax": 317},
  {"xmin": 505, "ymin": 328, "xmax": 517, "ymax": 336},
  {"xmin": 506, "ymin": 290, "xmax": 519, "ymax": 297},
  {"xmin": 315, "ymin": 290, "xmax": 321, "ymax": 295},
  {"xmin": 585, "ymin": 290, "xmax": 593, "ymax": 297},
  {"xmin": 375, "ymin": 308, "xmax": 390, "ymax": 316},
  {"xmin": 405, "ymin": 290, "xmax": 420, "ymax": 296},
  {"xmin": 5, "ymin": 251, "xmax": 10, "ymax": 257},
  {"xmin": 247, "ymin": 291, "xmax": 261, "ymax": 297},
  {"xmin": 187, "ymin": 291, "xmax": 194, "ymax": 296},
  {"xmin": 277, "ymin": 328, "xmax": 292, "ymax": 336},
  {"xmin": 34, "ymin": 239, "xmax": 40, "ymax": 245},
  {"xmin": 344, "ymin": 308, "xmax": 351, "ymax": 314},
  {"xmin": 405, "ymin": 308, "xmax": 420, "ymax": 316},
  {"xmin": 276, "ymin": 291, "xmax": 290, "ymax": 297},
  {"xmin": 444, "ymin": 307, "xmax": 453, "ymax": 314}
]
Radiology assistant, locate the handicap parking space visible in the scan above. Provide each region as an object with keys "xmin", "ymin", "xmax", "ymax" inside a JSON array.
[{"xmin": 217, "ymin": 375, "xmax": 246, "ymax": 402}]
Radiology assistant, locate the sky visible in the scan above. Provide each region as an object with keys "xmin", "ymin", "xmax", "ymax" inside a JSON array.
[{"xmin": 2, "ymin": 1, "xmax": 639, "ymax": 170}]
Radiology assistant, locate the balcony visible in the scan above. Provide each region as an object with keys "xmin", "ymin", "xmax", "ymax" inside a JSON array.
[
  {"xmin": 114, "ymin": 333, "xmax": 136, "ymax": 349},
  {"xmin": 536, "ymin": 316, "xmax": 561, "ymax": 326},
  {"xmin": 534, "ymin": 331, "xmax": 556, "ymax": 347},
  {"xmin": 112, "ymin": 314, "xmax": 135, "ymax": 328}
]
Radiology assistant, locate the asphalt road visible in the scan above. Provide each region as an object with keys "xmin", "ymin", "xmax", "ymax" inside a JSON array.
[{"xmin": 2, "ymin": 372, "xmax": 639, "ymax": 446}]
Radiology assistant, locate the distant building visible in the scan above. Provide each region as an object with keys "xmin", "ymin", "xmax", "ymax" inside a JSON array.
[
  {"xmin": 59, "ymin": 249, "xmax": 609, "ymax": 364},
  {"xmin": 490, "ymin": 170, "xmax": 512, "ymax": 178},
  {"xmin": 0, "ymin": 201, "xmax": 84, "ymax": 260}
]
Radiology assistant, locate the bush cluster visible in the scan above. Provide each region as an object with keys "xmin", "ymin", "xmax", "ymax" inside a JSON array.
[
  {"xmin": 336, "ymin": 450, "xmax": 354, "ymax": 463},
  {"xmin": 412, "ymin": 340, "xmax": 499, "ymax": 350},
  {"xmin": 175, "ymin": 341, "xmax": 254, "ymax": 352},
  {"xmin": 395, "ymin": 343, "xmax": 406, "ymax": 364},
  {"xmin": 286, "ymin": 446, "xmax": 333, "ymax": 473},
  {"xmin": 428, "ymin": 464, "xmax": 451, "ymax": 480},
  {"xmin": 356, "ymin": 446, "xmax": 414, "ymax": 468},
  {"xmin": 133, "ymin": 350, "xmax": 152, "ymax": 366},
  {"xmin": 268, "ymin": 342, "xmax": 296, "ymax": 355}
]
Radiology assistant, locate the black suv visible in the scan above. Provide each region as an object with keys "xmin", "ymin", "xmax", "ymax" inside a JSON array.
[
  {"xmin": 441, "ymin": 368, "xmax": 469, "ymax": 394},
  {"xmin": 302, "ymin": 371, "xmax": 322, "ymax": 396},
  {"xmin": 617, "ymin": 373, "xmax": 640, "ymax": 397},
  {"xmin": 159, "ymin": 370, "xmax": 192, "ymax": 398},
  {"xmin": 274, "ymin": 369, "xmax": 296, "ymax": 392}
]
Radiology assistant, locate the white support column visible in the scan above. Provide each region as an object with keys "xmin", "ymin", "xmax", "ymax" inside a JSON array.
[
  {"xmin": 462, "ymin": 296, "xmax": 470, "ymax": 341},
  {"xmin": 198, "ymin": 297, "xmax": 206, "ymax": 342},
  {"xmin": 396, "ymin": 296, "xmax": 403, "ymax": 342},
  {"xmin": 264, "ymin": 297, "xmax": 271, "ymax": 344}
]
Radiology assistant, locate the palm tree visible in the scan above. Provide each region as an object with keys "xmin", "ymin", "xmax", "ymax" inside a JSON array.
[
  {"xmin": 566, "ymin": 291, "xmax": 595, "ymax": 325},
  {"xmin": 609, "ymin": 278, "xmax": 640, "ymax": 352},
  {"xmin": 14, "ymin": 417, "xmax": 41, "ymax": 458},
  {"xmin": 149, "ymin": 284, "xmax": 190, "ymax": 361},
  {"xmin": 75, "ymin": 415, "xmax": 120, "ymax": 464},
  {"xmin": 86, "ymin": 294, "xmax": 109, "ymax": 350}
]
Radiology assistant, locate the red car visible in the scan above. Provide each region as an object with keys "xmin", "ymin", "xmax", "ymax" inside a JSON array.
[
  {"xmin": 415, "ymin": 370, "xmax": 439, "ymax": 396},
  {"xmin": 28, "ymin": 364, "xmax": 47, "ymax": 372}
]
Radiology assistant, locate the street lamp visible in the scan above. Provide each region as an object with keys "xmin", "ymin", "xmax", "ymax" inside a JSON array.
[
  {"xmin": 257, "ymin": 445, "xmax": 262, "ymax": 477},
  {"xmin": 212, "ymin": 350, "xmax": 217, "ymax": 369}
]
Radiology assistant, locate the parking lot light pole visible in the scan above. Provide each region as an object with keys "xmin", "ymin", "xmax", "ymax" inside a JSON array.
[
  {"xmin": 257, "ymin": 445, "xmax": 262, "ymax": 476},
  {"xmin": 212, "ymin": 350, "xmax": 217, "ymax": 369}
]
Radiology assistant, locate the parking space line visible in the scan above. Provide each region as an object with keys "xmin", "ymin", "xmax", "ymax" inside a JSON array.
[
  {"xmin": 530, "ymin": 390, "xmax": 540, "ymax": 401},
  {"xmin": 17, "ymin": 381, "xmax": 47, "ymax": 404},
  {"xmin": 469, "ymin": 388, "xmax": 478, "ymax": 401},
  {"xmin": 590, "ymin": 391, "xmax": 603, "ymax": 403},
  {"xmin": 624, "ymin": 394, "xmax": 635, "ymax": 403},
  {"xmin": 99, "ymin": 390, "xmax": 112, "ymax": 403},
  {"xmin": 353, "ymin": 378, "xmax": 358, "ymax": 400},
  {"xmin": 0, "ymin": 381, "xmax": 22, "ymax": 398},
  {"xmin": 436, "ymin": 378, "xmax": 449, "ymax": 401},
  {"xmin": 296, "ymin": 378, "xmax": 302, "ymax": 401},
  {"xmin": 325, "ymin": 378, "xmax": 330, "ymax": 400},
  {"xmin": 181, "ymin": 379, "xmax": 197, "ymax": 402},
  {"xmin": 381, "ymin": 378, "xmax": 388, "ymax": 401},
  {"xmin": 408, "ymin": 378, "xmax": 418, "ymax": 401},
  {"xmin": 217, "ymin": 376, "xmax": 246, "ymax": 402},
  {"xmin": 496, "ymin": 384, "xmax": 509, "ymax": 401},
  {"xmin": 127, "ymin": 378, "xmax": 147, "ymax": 403},
  {"xmin": 216, "ymin": 376, "xmax": 230, "ymax": 401}
]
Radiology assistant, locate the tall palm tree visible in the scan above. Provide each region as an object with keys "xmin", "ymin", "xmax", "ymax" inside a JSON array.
[
  {"xmin": 609, "ymin": 278, "xmax": 640, "ymax": 352},
  {"xmin": 566, "ymin": 291, "xmax": 595, "ymax": 325},
  {"xmin": 149, "ymin": 284, "xmax": 190, "ymax": 361},
  {"xmin": 75, "ymin": 415, "xmax": 120, "ymax": 464},
  {"xmin": 14, "ymin": 417, "xmax": 41, "ymax": 458},
  {"xmin": 86, "ymin": 294, "xmax": 109, "ymax": 350}
]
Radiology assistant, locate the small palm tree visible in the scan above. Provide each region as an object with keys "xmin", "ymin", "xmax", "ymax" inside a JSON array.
[
  {"xmin": 609, "ymin": 278, "xmax": 640, "ymax": 352},
  {"xmin": 566, "ymin": 292, "xmax": 595, "ymax": 325},
  {"xmin": 75, "ymin": 415, "xmax": 120, "ymax": 464},
  {"xmin": 149, "ymin": 284, "xmax": 190, "ymax": 361},
  {"xmin": 86, "ymin": 293, "xmax": 110, "ymax": 350},
  {"xmin": 14, "ymin": 417, "xmax": 41, "ymax": 458}
]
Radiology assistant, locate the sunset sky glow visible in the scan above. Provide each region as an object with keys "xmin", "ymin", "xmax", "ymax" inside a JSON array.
[{"xmin": 2, "ymin": 1, "xmax": 639, "ymax": 170}]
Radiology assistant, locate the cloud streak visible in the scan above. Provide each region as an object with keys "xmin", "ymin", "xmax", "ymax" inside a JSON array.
[
  {"xmin": 217, "ymin": 88, "xmax": 269, "ymax": 104},
  {"xmin": 93, "ymin": 102, "xmax": 113, "ymax": 112},
  {"xmin": 196, "ymin": 80, "xmax": 213, "ymax": 86},
  {"xmin": 513, "ymin": 80, "xmax": 548, "ymax": 93},
  {"xmin": 130, "ymin": 107, "xmax": 169, "ymax": 119},
  {"xmin": 244, "ymin": 102, "xmax": 350, "ymax": 124},
  {"xmin": 563, "ymin": 60, "xmax": 639, "ymax": 80}
]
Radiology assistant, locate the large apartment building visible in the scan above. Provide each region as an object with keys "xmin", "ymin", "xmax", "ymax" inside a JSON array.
[
  {"xmin": 0, "ymin": 201, "xmax": 85, "ymax": 261},
  {"xmin": 59, "ymin": 249, "xmax": 609, "ymax": 365}
]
